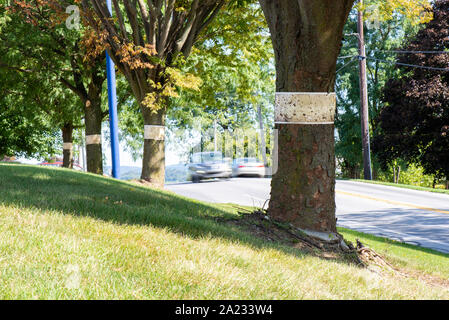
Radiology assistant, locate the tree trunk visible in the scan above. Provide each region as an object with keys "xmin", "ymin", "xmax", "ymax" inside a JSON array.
[
  {"xmin": 393, "ymin": 166, "xmax": 397, "ymax": 184},
  {"xmin": 354, "ymin": 165, "xmax": 360, "ymax": 179},
  {"xmin": 260, "ymin": 0, "xmax": 354, "ymax": 233},
  {"xmin": 84, "ymin": 98, "xmax": 103, "ymax": 175},
  {"xmin": 344, "ymin": 162, "xmax": 359, "ymax": 179},
  {"xmin": 372, "ymin": 166, "xmax": 378, "ymax": 180},
  {"xmin": 140, "ymin": 106, "xmax": 166, "ymax": 187},
  {"xmin": 62, "ymin": 123, "xmax": 74, "ymax": 169}
]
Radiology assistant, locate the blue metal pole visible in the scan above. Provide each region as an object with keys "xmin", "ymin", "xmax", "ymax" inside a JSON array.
[{"xmin": 106, "ymin": 0, "xmax": 120, "ymax": 179}]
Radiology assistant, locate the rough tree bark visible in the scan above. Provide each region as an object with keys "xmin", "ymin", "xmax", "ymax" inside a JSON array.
[
  {"xmin": 259, "ymin": 0, "xmax": 354, "ymax": 233},
  {"xmin": 141, "ymin": 106, "xmax": 166, "ymax": 185},
  {"xmin": 84, "ymin": 96, "xmax": 104, "ymax": 175},
  {"xmin": 62, "ymin": 123, "xmax": 74, "ymax": 169},
  {"xmin": 84, "ymin": 70, "xmax": 106, "ymax": 175},
  {"xmin": 60, "ymin": 83, "xmax": 105, "ymax": 175}
]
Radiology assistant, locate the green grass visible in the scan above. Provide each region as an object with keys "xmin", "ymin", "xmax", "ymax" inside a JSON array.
[
  {"xmin": 351, "ymin": 179, "xmax": 449, "ymax": 195},
  {"xmin": 0, "ymin": 163, "xmax": 448, "ymax": 299}
]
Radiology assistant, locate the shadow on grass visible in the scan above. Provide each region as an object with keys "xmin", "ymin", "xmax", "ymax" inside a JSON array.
[{"xmin": 2, "ymin": 164, "xmax": 445, "ymax": 266}]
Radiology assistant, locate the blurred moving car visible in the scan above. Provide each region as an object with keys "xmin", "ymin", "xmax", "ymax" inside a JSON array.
[
  {"xmin": 187, "ymin": 152, "xmax": 232, "ymax": 183},
  {"xmin": 39, "ymin": 161, "xmax": 84, "ymax": 171},
  {"xmin": 232, "ymin": 158, "xmax": 265, "ymax": 178}
]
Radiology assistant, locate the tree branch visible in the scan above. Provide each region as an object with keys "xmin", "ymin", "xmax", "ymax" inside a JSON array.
[{"xmin": 59, "ymin": 77, "xmax": 88, "ymax": 102}]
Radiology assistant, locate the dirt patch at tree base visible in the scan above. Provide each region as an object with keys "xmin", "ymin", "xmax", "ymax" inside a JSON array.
[
  {"xmin": 217, "ymin": 209, "xmax": 364, "ymax": 265},
  {"xmin": 217, "ymin": 209, "xmax": 449, "ymax": 289}
]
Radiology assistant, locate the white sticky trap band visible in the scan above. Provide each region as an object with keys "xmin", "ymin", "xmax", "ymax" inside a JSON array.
[
  {"xmin": 86, "ymin": 134, "xmax": 102, "ymax": 145},
  {"xmin": 275, "ymin": 92, "xmax": 336, "ymax": 124},
  {"xmin": 63, "ymin": 143, "xmax": 73, "ymax": 150},
  {"xmin": 144, "ymin": 125, "xmax": 165, "ymax": 141}
]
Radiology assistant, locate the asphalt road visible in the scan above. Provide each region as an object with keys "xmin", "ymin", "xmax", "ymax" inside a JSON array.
[{"xmin": 167, "ymin": 178, "xmax": 449, "ymax": 254}]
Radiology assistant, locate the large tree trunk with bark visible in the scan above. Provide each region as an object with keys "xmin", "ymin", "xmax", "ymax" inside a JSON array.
[
  {"xmin": 260, "ymin": 0, "xmax": 354, "ymax": 233},
  {"xmin": 140, "ymin": 105, "xmax": 166, "ymax": 187},
  {"xmin": 84, "ymin": 97, "xmax": 104, "ymax": 175},
  {"xmin": 62, "ymin": 123, "xmax": 74, "ymax": 169}
]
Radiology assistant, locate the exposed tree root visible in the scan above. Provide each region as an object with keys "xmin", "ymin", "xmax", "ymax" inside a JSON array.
[
  {"xmin": 355, "ymin": 240, "xmax": 407, "ymax": 276},
  {"xmin": 218, "ymin": 209, "xmax": 364, "ymax": 265}
]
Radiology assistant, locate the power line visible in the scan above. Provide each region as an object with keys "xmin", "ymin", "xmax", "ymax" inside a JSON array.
[
  {"xmin": 365, "ymin": 56, "xmax": 449, "ymax": 72},
  {"xmin": 336, "ymin": 52, "xmax": 449, "ymax": 72},
  {"xmin": 368, "ymin": 49, "xmax": 449, "ymax": 55},
  {"xmin": 336, "ymin": 56, "xmax": 359, "ymax": 73},
  {"xmin": 337, "ymin": 55, "xmax": 358, "ymax": 60}
]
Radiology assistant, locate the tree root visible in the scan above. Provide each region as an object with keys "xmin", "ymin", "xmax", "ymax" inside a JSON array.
[
  {"xmin": 355, "ymin": 240, "xmax": 408, "ymax": 277},
  {"xmin": 219, "ymin": 209, "xmax": 366, "ymax": 265}
]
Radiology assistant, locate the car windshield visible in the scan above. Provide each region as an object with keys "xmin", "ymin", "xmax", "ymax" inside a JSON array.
[{"xmin": 191, "ymin": 152, "xmax": 223, "ymax": 164}]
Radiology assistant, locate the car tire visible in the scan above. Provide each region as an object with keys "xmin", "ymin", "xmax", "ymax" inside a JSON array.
[{"xmin": 192, "ymin": 175, "xmax": 200, "ymax": 183}]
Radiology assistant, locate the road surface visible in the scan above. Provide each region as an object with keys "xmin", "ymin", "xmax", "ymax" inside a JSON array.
[{"xmin": 167, "ymin": 178, "xmax": 449, "ymax": 254}]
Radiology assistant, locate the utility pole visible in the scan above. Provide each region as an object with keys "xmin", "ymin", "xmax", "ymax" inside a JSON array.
[
  {"xmin": 357, "ymin": 0, "xmax": 373, "ymax": 180},
  {"xmin": 106, "ymin": 0, "xmax": 120, "ymax": 179}
]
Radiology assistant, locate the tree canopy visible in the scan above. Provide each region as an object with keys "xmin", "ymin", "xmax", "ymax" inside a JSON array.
[
  {"xmin": 2, "ymin": 0, "xmax": 110, "ymax": 172},
  {"xmin": 373, "ymin": 0, "xmax": 449, "ymax": 179},
  {"xmin": 335, "ymin": 0, "xmax": 434, "ymax": 178}
]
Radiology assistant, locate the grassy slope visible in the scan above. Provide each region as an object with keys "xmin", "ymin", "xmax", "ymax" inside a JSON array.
[{"xmin": 0, "ymin": 163, "xmax": 448, "ymax": 299}]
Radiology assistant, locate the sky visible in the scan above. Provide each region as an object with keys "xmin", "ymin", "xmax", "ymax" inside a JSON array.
[
  {"xmin": 102, "ymin": 138, "xmax": 183, "ymax": 168},
  {"xmin": 17, "ymin": 129, "xmax": 182, "ymax": 169}
]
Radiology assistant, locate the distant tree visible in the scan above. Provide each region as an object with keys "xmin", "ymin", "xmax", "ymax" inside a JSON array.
[
  {"xmin": 0, "ymin": 91, "xmax": 59, "ymax": 160},
  {"xmin": 0, "ymin": 61, "xmax": 82, "ymax": 167},
  {"xmin": 80, "ymin": 0, "xmax": 252, "ymax": 186},
  {"xmin": 3, "ymin": 0, "xmax": 108, "ymax": 174},
  {"xmin": 373, "ymin": 0, "xmax": 449, "ymax": 182},
  {"xmin": 0, "ymin": 3, "xmax": 79, "ymax": 163},
  {"xmin": 335, "ymin": 1, "xmax": 426, "ymax": 179},
  {"xmin": 116, "ymin": 1, "xmax": 275, "ymax": 164}
]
